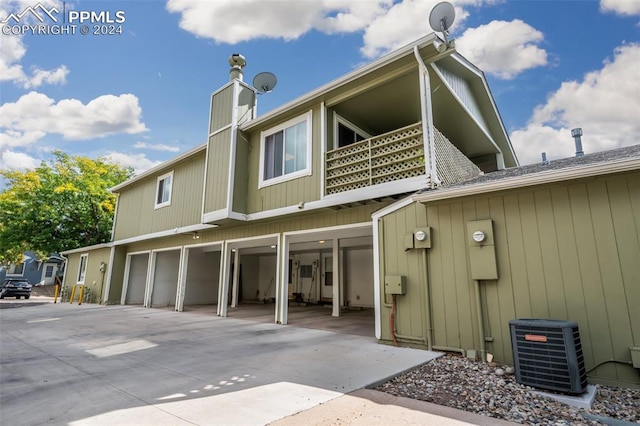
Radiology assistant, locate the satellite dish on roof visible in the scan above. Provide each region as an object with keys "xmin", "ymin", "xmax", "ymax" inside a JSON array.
[
  {"xmin": 429, "ymin": 1, "xmax": 456, "ymax": 44},
  {"xmin": 253, "ymin": 72, "xmax": 278, "ymax": 94}
]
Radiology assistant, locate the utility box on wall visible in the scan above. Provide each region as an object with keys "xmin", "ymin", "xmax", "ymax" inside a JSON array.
[
  {"xmin": 385, "ymin": 275, "xmax": 406, "ymax": 295},
  {"xmin": 466, "ymin": 219, "xmax": 498, "ymax": 280}
]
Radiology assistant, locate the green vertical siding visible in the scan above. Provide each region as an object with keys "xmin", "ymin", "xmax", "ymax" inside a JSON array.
[
  {"xmin": 210, "ymin": 84, "xmax": 234, "ymax": 133},
  {"xmin": 204, "ymin": 129, "xmax": 232, "ymax": 214},
  {"xmin": 380, "ymin": 171, "xmax": 640, "ymax": 387},
  {"xmin": 63, "ymin": 248, "xmax": 111, "ymax": 303},
  {"xmin": 237, "ymin": 86, "xmax": 255, "ymax": 125},
  {"xmin": 113, "ymin": 152, "xmax": 206, "ymax": 240},
  {"xmin": 245, "ymin": 106, "xmax": 322, "ymax": 213},
  {"xmin": 107, "ymin": 246, "xmax": 127, "ymax": 303},
  {"xmin": 232, "ymin": 132, "xmax": 249, "ymax": 213}
]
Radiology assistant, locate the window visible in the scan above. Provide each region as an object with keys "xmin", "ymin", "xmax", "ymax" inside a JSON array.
[
  {"xmin": 155, "ymin": 171, "xmax": 173, "ymax": 209},
  {"xmin": 259, "ymin": 112, "xmax": 312, "ymax": 187},
  {"xmin": 44, "ymin": 265, "xmax": 54, "ymax": 278},
  {"xmin": 77, "ymin": 254, "xmax": 88, "ymax": 284},
  {"xmin": 334, "ymin": 113, "xmax": 370, "ymax": 148},
  {"xmin": 7, "ymin": 262, "xmax": 25, "ymax": 276}
]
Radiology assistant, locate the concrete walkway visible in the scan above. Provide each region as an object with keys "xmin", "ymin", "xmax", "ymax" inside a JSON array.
[{"xmin": 0, "ymin": 298, "xmax": 511, "ymax": 425}]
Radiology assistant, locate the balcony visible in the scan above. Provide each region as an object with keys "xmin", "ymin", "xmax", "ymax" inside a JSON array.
[{"xmin": 325, "ymin": 122, "xmax": 482, "ymax": 196}]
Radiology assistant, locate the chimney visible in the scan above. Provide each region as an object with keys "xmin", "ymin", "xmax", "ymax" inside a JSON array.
[
  {"xmin": 571, "ymin": 128, "xmax": 584, "ymax": 157},
  {"xmin": 228, "ymin": 53, "xmax": 246, "ymax": 81}
]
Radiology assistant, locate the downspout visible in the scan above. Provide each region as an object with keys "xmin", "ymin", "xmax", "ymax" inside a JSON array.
[
  {"xmin": 474, "ymin": 279, "xmax": 487, "ymax": 362},
  {"xmin": 421, "ymin": 248, "xmax": 433, "ymax": 351},
  {"xmin": 413, "ymin": 46, "xmax": 438, "ymax": 189}
]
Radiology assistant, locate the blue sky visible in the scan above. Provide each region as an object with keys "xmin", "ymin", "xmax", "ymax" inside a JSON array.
[{"xmin": 1, "ymin": 0, "xmax": 639, "ymax": 177}]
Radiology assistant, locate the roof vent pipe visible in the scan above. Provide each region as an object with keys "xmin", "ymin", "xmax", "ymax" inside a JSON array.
[
  {"xmin": 228, "ymin": 53, "xmax": 246, "ymax": 82},
  {"xmin": 541, "ymin": 152, "xmax": 548, "ymax": 165},
  {"xmin": 571, "ymin": 128, "xmax": 584, "ymax": 157}
]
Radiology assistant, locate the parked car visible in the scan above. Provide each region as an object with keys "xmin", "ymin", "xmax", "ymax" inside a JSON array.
[{"xmin": 0, "ymin": 278, "xmax": 32, "ymax": 299}]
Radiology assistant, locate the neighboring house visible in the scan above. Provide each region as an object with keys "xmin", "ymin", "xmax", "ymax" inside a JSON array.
[
  {"xmin": 375, "ymin": 145, "xmax": 640, "ymax": 387},
  {"xmin": 0, "ymin": 252, "xmax": 65, "ymax": 286},
  {"xmin": 60, "ymin": 32, "xmax": 638, "ymax": 387}
]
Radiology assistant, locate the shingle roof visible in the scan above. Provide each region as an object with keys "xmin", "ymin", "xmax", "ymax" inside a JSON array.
[{"xmin": 448, "ymin": 144, "xmax": 640, "ymax": 189}]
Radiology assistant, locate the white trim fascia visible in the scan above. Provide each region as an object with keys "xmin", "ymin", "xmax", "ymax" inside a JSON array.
[
  {"xmin": 112, "ymin": 224, "xmax": 218, "ymax": 246},
  {"xmin": 225, "ymin": 233, "xmax": 280, "ymax": 248},
  {"xmin": 413, "ymin": 157, "xmax": 640, "ymax": 204},
  {"xmin": 240, "ymin": 34, "xmax": 438, "ymax": 131},
  {"xmin": 283, "ymin": 221, "xmax": 373, "ymax": 239},
  {"xmin": 371, "ymin": 195, "xmax": 415, "ymax": 340},
  {"xmin": 414, "ymin": 46, "xmax": 437, "ymax": 188},
  {"xmin": 430, "ymin": 62, "xmax": 502, "ymax": 156},
  {"xmin": 183, "ymin": 241, "xmax": 223, "ymax": 250},
  {"xmin": 61, "ymin": 243, "xmax": 111, "ymax": 256},
  {"xmin": 208, "ymin": 123, "xmax": 233, "ymax": 138},
  {"xmin": 103, "ymin": 246, "xmax": 116, "ymax": 303},
  {"xmin": 320, "ymin": 102, "xmax": 326, "ymax": 200},
  {"xmin": 247, "ymin": 176, "xmax": 426, "ymax": 222},
  {"xmin": 202, "ymin": 209, "xmax": 228, "ymax": 223},
  {"xmin": 151, "ymin": 245, "xmax": 182, "ymax": 254},
  {"xmin": 126, "ymin": 250, "xmax": 151, "ymax": 256},
  {"xmin": 110, "ymin": 144, "xmax": 206, "ymax": 192},
  {"xmin": 110, "ymin": 195, "xmax": 120, "ymax": 243},
  {"xmin": 225, "ymin": 81, "xmax": 240, "ymax": 216}
]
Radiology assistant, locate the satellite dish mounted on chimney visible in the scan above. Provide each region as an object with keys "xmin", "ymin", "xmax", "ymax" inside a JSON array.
[{"xmin": 253, "ymin": 72, "xmax": 278, "ymax": 95}]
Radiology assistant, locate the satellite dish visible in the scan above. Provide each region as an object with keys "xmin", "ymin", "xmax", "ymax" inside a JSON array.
[
  {"xmin": 429, "ymin": 1, "xmax": 456, "ymax": 44},
  {"xmin": 253, "ymin": 72, "xmax": 277, "ymax": 94}
]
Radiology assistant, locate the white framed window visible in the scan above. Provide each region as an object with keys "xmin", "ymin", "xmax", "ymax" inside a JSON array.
[
  {"xmin": 7, "ymin": 262, "xmax": 25, "ymax": 276},
  {"xmin": 259, "ymin": 111, "xmax": 312, "ymax": 188},
  {"xmin": 77, "ymin": 254, "xmax": 88, "ymax": 284},
  {"xmin": 155, "ymin": 171, "xmax": 173, "ymax": 209},
  {"xmin": 334, "ymin": 113, "xmax": 370, "ymax": 148}
]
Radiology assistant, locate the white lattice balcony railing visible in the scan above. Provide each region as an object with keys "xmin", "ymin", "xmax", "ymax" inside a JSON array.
[
  {"xmin": 325, "ymin": 122, "xmax": 424, "ymax": 195},
  {"xmin": 325, "ymin": 122, "xmax": 482, "ymax": 195}
]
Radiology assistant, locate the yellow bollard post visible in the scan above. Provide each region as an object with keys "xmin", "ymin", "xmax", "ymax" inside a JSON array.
[
  {"xmin": 54, "ymin": 284, "xmax": 60, "ymax": 303},
  {"xmin": 69, "ymin": 285, "xmax": 77, "ymax": 304},
  {"xmin": 78, "ymin": 286, "xmax": 85, "ymax": 306}
]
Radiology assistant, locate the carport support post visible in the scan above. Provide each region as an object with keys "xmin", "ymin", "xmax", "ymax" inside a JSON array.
[
  {"xmin": 332, "ymin": 238, "xmax": 340, "ymax": 317},
  {"xmin": 231, "ymin": 249, "xmax": 240, "ymax": 307},
  {"xmin": 176, "ymin": 247, "xmax": 188, "ymax": 312},
  {"xmin": 218, "ymin": 242, "xmax": 232, "ymax": 317},
  {"xmin": 276, "ymin": 234, "xmax": 289, "ymax": 324}
]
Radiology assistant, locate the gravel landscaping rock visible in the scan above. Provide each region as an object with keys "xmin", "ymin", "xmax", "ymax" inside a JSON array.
[{"xmin": 377, "ymin": 354, "xmax": 640, "ymax": 425}]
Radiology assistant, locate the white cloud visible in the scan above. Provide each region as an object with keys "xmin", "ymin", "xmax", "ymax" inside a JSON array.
[
  {"xmin": 134, "ymin": 141, "xmax": 180, "ymax": 152},
  {"xmin": 0, "ymin": 149, "xmax": 39, "ymax": 170},
  {"xmin": 0, "ymin": 0, "xmax": 69, "ymax": 88},
  {"xmin": 165, "ymin": 0, "xmax": 544, "ymax": 80},
  {"xmin": 511, "ymin": 44, "xmax": 640, "ymax": 165},
  {"xmin": 0, "ymin": 92, "xmax": 148, "ymax": 144},
  {"xmin": 600, "ymin": 0, "xmax": 640, "ymax": 15},
  {"xmin": 106, "ymin": 152, "xmax": 162, "ymax": 175},
  {"xmin": 455, "ymin": 20, "xmax": 547, "ymax": 79}
]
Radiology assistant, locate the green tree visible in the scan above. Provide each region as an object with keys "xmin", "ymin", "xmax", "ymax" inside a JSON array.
[{"xmin": 0, "ymin": 151, "xmax": 133, "ymax": 265}]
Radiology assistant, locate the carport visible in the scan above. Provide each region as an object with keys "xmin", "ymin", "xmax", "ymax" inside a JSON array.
[
  {"xmin": 147, "ymin": 247, "xmax": 181, "ymax": 308},
  {"xmin": 121, "ymin": 251, "xmax": 150, "ymax": 305},
  {"xmin": 176, "ymin": 242, "xmax": 222, "ymax": 312}
]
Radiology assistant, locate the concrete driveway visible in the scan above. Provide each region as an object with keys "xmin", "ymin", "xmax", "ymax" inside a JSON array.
[{"xmin": 1, "ymin": 298, "xmax": 439, "ymax": 425}]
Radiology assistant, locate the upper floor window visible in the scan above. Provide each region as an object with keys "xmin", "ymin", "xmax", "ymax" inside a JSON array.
[
  {"xmin": 334, "ymin": 113, "xmax": 370, "ymax": 148},
  {"xmin": 155, "ymin": 171, "xmax": 173, "ymax": 209},
  {"xmin": 77, "ymin": 254, "xmax": 88, "ymax": 284},
  {"xmin": 259, "ymin": 111, "xmax": 312, "ymax": 188}
]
